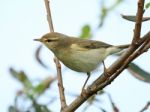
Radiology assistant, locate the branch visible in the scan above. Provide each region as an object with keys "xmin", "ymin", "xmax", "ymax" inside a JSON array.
[
  {"xmin": 63, "ymin": 31, "xmax": 150, "ymax": 112},
  {"xmin": 54, "ymin": 58, "xmax": 67, "ymax": 110},
  {"xmin": 44, "ymin": 0, "xmax": 67, "ymax": 110},
  {"xmin": 44, "ymin": 0, "xmax": 54, "ymax": 32},
  {"xmin": 63, "ymin": 0, "xmax": 148, "ymax": 110},
  {"xmin": 132, "ymin": 0, "xmax": 145, "ymax": 43}
]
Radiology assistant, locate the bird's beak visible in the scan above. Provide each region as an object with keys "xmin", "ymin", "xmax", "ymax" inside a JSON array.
[{"xmin": 34, "ymin": 38, "xmax": 42, "ymax": 42}]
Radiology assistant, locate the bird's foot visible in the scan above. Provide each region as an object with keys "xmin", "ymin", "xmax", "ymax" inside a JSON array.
[{"xmin": 102, "ymin": 61, "xmax": 111, "ymax": 79}]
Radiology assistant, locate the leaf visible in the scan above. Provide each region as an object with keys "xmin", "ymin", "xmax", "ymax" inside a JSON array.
[
  {"xmin": 35, "ymin": 45, "xmax": 48, "ymax": 69},
  {"xmin": 128, "ymin": 63, "xmax": 150, "ymax": 83},
  {"xmin": 32, "ymin": 100, "xmax": 52, "ymax": 112},
  {"xmin": 98, "ymin": 0, "xmax": 123, "ymax": 27},
  {"xmin": 79, "ymin": 25, "xmax": 92, "ymax": 39},
  {"xmin": 121, "ymin": 14, "xmax": 150, "ymax": 22},
  {"xmin": 8, "ymin": 106, "xmax": 17, "ymax": 112},
  {"xmin": 145, "ymin": 2, "xmax": 150, "ymax": 9},
  {"xmin": 40, "ymin": 105, "xmax": 52, "ymax": 112},
  {"xmin": 9, "ymin": 68, "xmax": 32, "ymax": 89},
  {"xmin": 83, "ymin": 90, "xmax": 105, "ymax": 111},
  {"xmin": 98, "ymin": 108, "xmax": 107, "ymax": 112},
  {"xmin": 107, "ymin": 93, "xmax": 119, "ymax": 112},
  {"xmin": 139, "ymin": 101, "xmax": 150, "ymax": 112},
  {"xmin": 33, "ymin": 76, "xmax": 56, "ymax": 95},
  {"xmin": 109, "ymin": 0, "xmax": 123, "ymax": 10},
  {"xmin": 98, "ymin": 5, "xmax": 108, "ymax": 27},
  {"xmin": 87, "ymin": 90, "xmax": 105, "ymax": 104}
]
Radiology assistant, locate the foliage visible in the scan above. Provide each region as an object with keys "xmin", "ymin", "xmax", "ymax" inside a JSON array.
[
  {"xmin": 79, "ymin": 25, "xmax": 92, "ymax": 39},
  {"xmin": 9, "ymin": 68, "xmax": 56, "ymax": 112},
  {"xmin": 128, "ymin": 63, "xmax": 150, "ymax": 83},
  {"xmin": 145, "ymin": 2, "xmax": 150, "ymax": 9}
]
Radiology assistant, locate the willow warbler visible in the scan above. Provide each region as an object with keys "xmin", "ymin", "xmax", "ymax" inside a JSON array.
[{"xmin": 34, "ymin": 32, "xmax": 129, "ymax": 90}]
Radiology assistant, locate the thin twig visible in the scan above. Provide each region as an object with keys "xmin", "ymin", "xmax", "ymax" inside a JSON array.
[
  {"xmin": 54, "ymin": 58, "xmax": 67, "ymax": 110},
  {"xmin": 44, "ymin": 0, "xmax": 67, "ymax": 111},
  {"xmin": 44, "ymin": 0, "xmax": 54, "ymax": 32},
  {"xmin": 140, "ymin": 101, "xmax": 150, "ymax": 112},
  {"xmin": 132, "ymin": 0, "xmax": 145, "ymax": 43}
]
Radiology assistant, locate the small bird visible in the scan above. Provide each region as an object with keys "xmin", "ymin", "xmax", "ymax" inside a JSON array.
[{"xmin": 34, "ymin": 32, "xmax": 129, "ymax": 91}]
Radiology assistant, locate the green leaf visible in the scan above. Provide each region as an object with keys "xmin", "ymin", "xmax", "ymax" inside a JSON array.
[
  {"xmin": 128, "ymin": 63, "xmax": 150, "ymax": 83},
  {"xmin": 33, "ymin": 76, "xmax": 56, "ymax": 95},
  {"xmin": 98, "ymin": 108, "xmax": 107, "ymax": 112},
  {"xmin": 98, "ymin": 6, "xmax": 108, "ymax": 27},
  {"xmin": 79, "ymin": 25, "xmax": 92, "ymax": 39},
  {"xmin": 8, "ymin": 106, "xmax": 17, "ymax": 112},
  {"xmin": 32, "ymin": 99, "xmax": 52, "ymax": 112},
  {"xmin": 98, "ymin": 0, "xmax": 123, "ymax": 27},
  {"xmin": 35, "ymin": 45, "xmax": 48, "ymax": 69},
  {"xmin": 107, "ymin": 93, "xmax": 119, "ymax": 112},
  {"xmin": 121, "ymin": 14, "xmax": 150, "ymax": 22},
  {"xmin": 40, "ymin": 105, "xmax": 52, "ymax": 112},
  {"xmin": 145, "ymin": 2, "xmax": 150, "ymax": 9},
  {"xmin": 9, "ymin": 68, "xmax": 32, "ymax": 89},
  {"xmin": 83, "ymin": 90, "xmax": 105, "ymax": 111},
  {"xmin": 87, "ymin": 90, "xmax": 104, "ymax": 104},
  {"xmin": 82, "ymin": 90, "xmax": 105, "ymax": 111},
  {"xmin": 109, "ymin": 0, "xmax": 123, "ymax": 10}
]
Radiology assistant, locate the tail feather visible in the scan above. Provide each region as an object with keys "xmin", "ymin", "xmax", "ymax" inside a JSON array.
[
  {"xmin": 106, "ymin": 44, "xmax": 130, "ymax": 56},
  {"xmin": 115, "ymin": 44, "xmax": 130, "ymax": 49}
]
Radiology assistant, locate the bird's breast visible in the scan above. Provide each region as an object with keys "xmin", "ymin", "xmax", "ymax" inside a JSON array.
[{"xmin": 55, "ymin": 48, "xmax": 107, "ymax": 73}]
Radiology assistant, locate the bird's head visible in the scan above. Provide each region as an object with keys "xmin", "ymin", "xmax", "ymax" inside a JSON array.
[{"xmin": 34, "ymin": 32, "xmax": 66, "ymax": 50}]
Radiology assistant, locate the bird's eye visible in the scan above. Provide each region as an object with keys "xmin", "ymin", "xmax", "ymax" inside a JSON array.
[
  {"xmin": 46, "ymin": 39, "xmax": 52, "ymax": 42},
  {"xmin": 43, "ymin": 38, "xmax": 52, "ymax": 42},
  {"xmin": 43, "ymin": 38, "xmax": 58, "ymax": 42}
]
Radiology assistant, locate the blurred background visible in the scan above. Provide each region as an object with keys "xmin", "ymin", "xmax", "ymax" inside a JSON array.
[{"xmin": 0, "ymin": 0, "xmax": 150, "ymax": 112}]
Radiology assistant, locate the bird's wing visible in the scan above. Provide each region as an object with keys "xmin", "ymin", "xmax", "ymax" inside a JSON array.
[
  {"xmin": 77, "ymin": 40, "xmax": 112, "ymax": 49},
  {"xmin": 70, "ymin": 39, "xmax": 112, "ymax": 51}
]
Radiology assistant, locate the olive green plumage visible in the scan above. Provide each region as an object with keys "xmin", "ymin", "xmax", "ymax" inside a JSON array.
[{"xmin": 35, "ymin": 32, "xmax": 129, "ymax": 73}]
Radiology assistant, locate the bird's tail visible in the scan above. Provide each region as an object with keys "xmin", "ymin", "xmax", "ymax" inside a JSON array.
[
  {"xmin": 106, "ymin": 44, "xmax": 130, "ymax": 56},
  {"xmin": 115, "ymin": 44, "xmax": 130, "ymax": 49}
]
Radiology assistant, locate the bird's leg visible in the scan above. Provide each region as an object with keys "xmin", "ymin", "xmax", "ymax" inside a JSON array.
[
  {"xmin": 102, "ymin": 61, "xmax": 110, "ymax": 78},
  {"xmin": 81, "ymin": 72, "xmax": 91, "ymax": 93}
]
